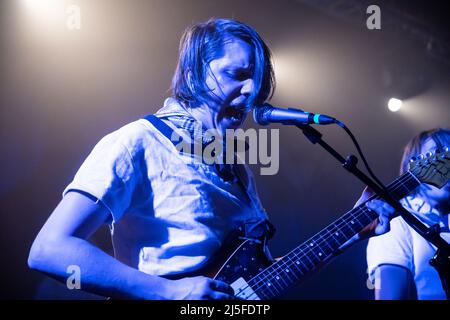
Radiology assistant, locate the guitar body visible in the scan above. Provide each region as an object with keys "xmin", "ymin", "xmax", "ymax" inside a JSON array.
[
  {"xmin": 213, "ymin": 239, "xmax": 273, "ymax": 300},
  {"xmin": 164, "ymin": 237, "xmax": 273, "ymax": 300}
]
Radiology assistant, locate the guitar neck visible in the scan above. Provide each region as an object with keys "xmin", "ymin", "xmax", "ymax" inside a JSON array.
[{"xmin": 248, "ymin": 171, "xmax": 421, "ymax": 299}]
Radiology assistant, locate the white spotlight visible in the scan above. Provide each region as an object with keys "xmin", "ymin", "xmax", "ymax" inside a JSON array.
[
  {"xmin": 388, "ymin": 98, "xmax": 403, "ymax": 112},
  {"xmin": 22, "ymin": 0, "xmax": 64, "ymax": 21},
  {"xmin": 23, "ymin": 0, "xmax": 59, "ymax": 10}
]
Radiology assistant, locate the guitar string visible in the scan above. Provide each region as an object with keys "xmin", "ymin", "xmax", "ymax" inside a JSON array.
[
  {"xmin": 246, "ymin": 172, "xmax": 416, "ymax": 299},
  {"xmin": 244, "ymin": 204, "xmax": 379, "ymax": 299},
  {"xmin": 246, "ymin": 173, "xmax": 415, "ymax": 299},
  {"xmin": 235, "ymin": 172, "xmax": 417, "ymax": 299},
  {"xmin": 252, "ymin": 155, "xmax": 449, "ymax": 299},
  {"xmin": 244, "ymin": 157, "xmax": 447, "ymax": 299}
]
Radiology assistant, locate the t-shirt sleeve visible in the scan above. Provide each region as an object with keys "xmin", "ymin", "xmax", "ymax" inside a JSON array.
[
  {"xmin": 366, "ymin": 216, "xmax": 414, "ymax": 284},
  {"xmin": 63, "ymin": 128, "xmax": 141, "ymax": 223}
]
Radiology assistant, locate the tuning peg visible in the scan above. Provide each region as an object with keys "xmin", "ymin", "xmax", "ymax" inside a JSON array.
[
  {"xmin": 426, "ymin": 151, "xmax": 434, "ymax": 158},
  {"xmin": 440, "ymin": 147, "xmax": 449, "ymax": 159}
]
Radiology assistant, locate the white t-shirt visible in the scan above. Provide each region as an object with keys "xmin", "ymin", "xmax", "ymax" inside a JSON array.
[
  {"xmin": 63, "ymin": 99, "xmax": 268, "ymax": 276},
  {"xmin": 367, "ymin": 196, "xmax": 449, "ymax": 299}
]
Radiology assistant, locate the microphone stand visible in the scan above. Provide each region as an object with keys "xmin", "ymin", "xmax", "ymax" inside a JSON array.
[{"xmin": 296, "ymin": 123, "xmax": 450, "ymax": 299}]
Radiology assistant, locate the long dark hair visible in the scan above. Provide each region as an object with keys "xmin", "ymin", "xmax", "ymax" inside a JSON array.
[{"xmin": 171, "ymin": 18, "xmax": 275, "ymax": 109}]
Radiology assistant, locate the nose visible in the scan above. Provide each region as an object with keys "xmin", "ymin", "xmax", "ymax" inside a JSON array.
[{"xmin": 241, "ymin": 78, "xmax": 255, "ymax": 97}]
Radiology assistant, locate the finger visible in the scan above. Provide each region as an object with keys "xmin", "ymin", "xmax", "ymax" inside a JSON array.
[
  {"xmin": 378, "ymin": 214, "xmax": 389, "ymax": 227},
  {"xmin": 365, "ymin": 199, "xmax": 382, "ymax": 211},
  {"xmin": 366, "ymin": 200, "xmax": 395, "ymax": 218},
  {"xmin": 211, "ymin": 280, "xmax": 235, "ymax": 296},
  {"xmin": 375, "ymin": 213, "xmax": 391, "ymax": 235}
]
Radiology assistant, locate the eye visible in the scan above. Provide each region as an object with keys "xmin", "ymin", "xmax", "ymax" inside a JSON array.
[{"xmin": 225, "ymin": 69, "xmax": 251, "ymax": 81}]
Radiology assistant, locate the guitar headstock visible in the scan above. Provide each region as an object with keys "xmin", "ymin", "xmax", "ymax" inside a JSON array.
[{"xmin": 408, "ymin": 148, "xmax": 449, "ymax": 188}]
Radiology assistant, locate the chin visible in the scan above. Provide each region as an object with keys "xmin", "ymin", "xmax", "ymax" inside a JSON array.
[
  {"xmin": 218, "ymin": 120, "xmax": 242, "ymax": 132},
  {"xmin": 227, "ymin": 122, "xmax": 244, "ymax": 131}
]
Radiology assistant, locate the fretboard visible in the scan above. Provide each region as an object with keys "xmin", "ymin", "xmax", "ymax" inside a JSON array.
[{"xmin": 248, "ymin": 171, "xmax": 420, "ymax": 299}]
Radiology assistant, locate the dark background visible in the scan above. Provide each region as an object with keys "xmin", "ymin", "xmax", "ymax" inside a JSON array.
[{"xmin": 1, "ymin": 0, "xmax": 449, "ymax": 299}]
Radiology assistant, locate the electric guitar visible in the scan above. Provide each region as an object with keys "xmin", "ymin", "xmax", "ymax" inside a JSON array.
[{"xmin": 211, "ymin": 150, "xmax": 449, "ymax": 299}]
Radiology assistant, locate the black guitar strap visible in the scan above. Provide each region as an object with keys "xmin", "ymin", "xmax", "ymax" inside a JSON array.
[{"xmin": 143, "ymin": 114, "xmax": 237, "ymax": 181}]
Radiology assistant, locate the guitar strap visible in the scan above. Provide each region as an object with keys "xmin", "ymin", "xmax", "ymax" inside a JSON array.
[{"xmin": 143, "ymin": 114, "xmax": 236, "ymax": 181}]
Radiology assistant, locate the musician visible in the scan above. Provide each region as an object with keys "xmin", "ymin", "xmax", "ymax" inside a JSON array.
[
  {"xmin": 367, "ymin": 128, "xmax": 450, "ymax": 300},
  {"xmin": 28, "ymin": 18, "xmax": 395, "ymax": 299}
]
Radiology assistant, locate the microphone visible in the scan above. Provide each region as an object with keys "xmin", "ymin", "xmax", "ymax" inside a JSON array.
[{"xmin": 253, "ymin": 103, "xmax": 337, "ymax": 126}]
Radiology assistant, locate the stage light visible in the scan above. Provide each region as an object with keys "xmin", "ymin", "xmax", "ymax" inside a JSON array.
[
  {"xmin": 388, "ymin": 98, "xmax": 403, "ymax": 112},
  {"xmin": 23, "ymin": 0, "xmax": 60, "ymax": 11},
  {"xmin": 22, "ymin": 0, "xmax": 65, "ymax": 22}
]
